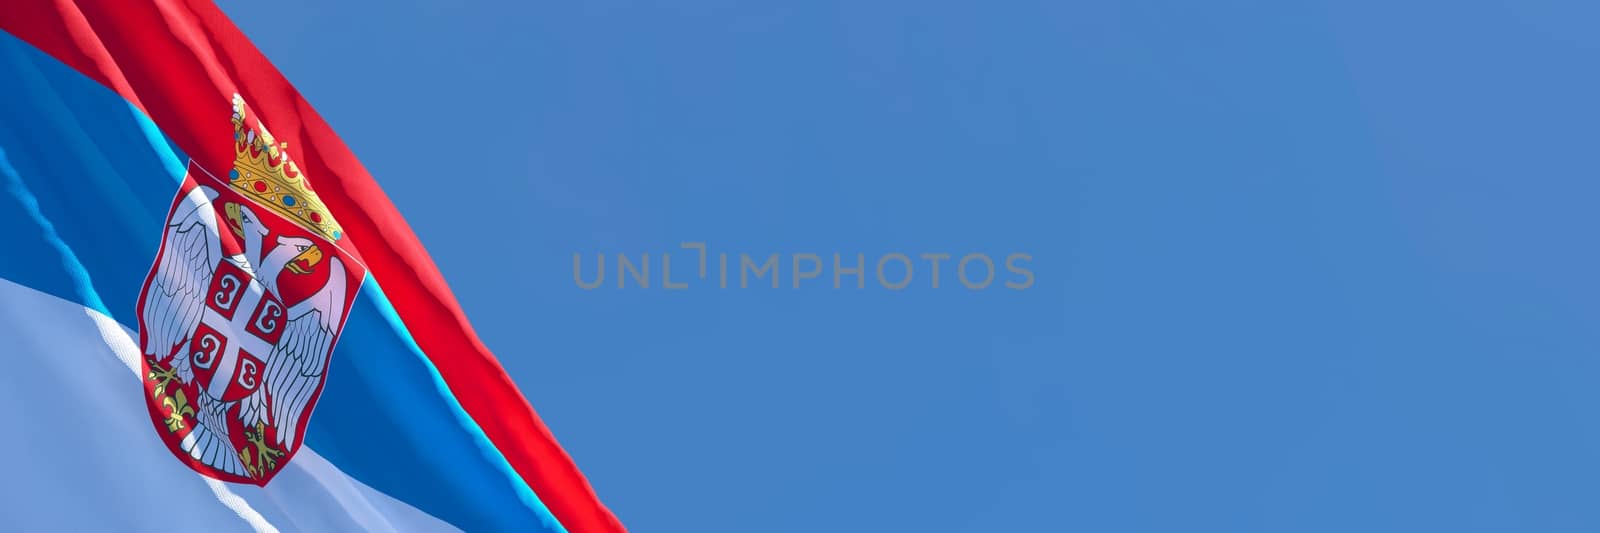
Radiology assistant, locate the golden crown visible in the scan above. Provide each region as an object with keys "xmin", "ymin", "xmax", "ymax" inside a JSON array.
[{"xmin": 227, "ymin": 95, "xmax": 344, "ymax": 241}]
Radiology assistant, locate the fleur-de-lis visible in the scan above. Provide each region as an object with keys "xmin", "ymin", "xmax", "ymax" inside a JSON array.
[{"xmin": 161, "ymin": 389, "xmax": 195, "ymax": 433}]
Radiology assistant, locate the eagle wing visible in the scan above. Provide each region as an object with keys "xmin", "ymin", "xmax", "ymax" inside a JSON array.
[
  {"xmin": 240, "ymin": 256, "xmax": 347, "ymax": 450},
  {"xmin": 140, "ymin": 186, "xmax": 223, "ymax": 384},
  {"xmin": 143, "ymin": 186, "xmax": 250, "ymax": 476}
]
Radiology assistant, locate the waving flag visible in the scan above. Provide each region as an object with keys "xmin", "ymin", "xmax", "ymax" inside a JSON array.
[{"xmin": 0, "ymin": 1, "xmax": 624, "ymax": 532}]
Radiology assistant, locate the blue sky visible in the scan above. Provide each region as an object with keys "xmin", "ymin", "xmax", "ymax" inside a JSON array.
[{"xmin": 218, "ymin": 1, "xmax": 1599, "ymax": 531}]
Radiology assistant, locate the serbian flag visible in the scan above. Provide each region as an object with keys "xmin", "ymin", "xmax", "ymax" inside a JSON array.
[{"xmin": 0, "ymin": 2, "xmax": 623, "ymax": 532}]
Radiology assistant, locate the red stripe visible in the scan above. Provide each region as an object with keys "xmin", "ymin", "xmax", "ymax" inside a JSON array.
[{"xmin": 0, "ymin": 2, "xmax": 625, "ymax": 532}]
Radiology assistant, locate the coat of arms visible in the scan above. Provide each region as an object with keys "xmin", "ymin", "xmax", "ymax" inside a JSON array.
[{"xmin": 136, "ymin": 95, "xmax": 365, "ymax": 485}]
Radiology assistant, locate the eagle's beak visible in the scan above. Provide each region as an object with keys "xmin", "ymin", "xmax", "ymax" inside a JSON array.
[
  {"xmin": 224, "ymin": 202, "xmax": 245, "ymax": 235},
  {"xmin": 285, "ymin": 245, "xmax": 324, "ymax": 274}
]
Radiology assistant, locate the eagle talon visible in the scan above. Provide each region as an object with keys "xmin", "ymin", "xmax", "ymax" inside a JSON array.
[
  {"xmin": 147, "ymin": 360, "xmax": 180, "ymax": 398},
  {"xmin": 241, "ymin": 422, "xmax": 284, "ymax": 478}
]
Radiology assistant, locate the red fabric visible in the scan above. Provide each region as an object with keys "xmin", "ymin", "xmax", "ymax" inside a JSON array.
[{"xmin": 0, "ymin": 2, "xmax": 624, "ymax": 532}]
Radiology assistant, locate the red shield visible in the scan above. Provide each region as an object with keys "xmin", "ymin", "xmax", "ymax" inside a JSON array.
[{"xmin": 136, "ymin": 154, "xmax": 364, "ymax": 485}]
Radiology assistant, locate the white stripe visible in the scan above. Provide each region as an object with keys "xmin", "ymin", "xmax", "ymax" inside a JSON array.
[
  {"xmin": 0, "ymin": 277, "xmax": 458, "ymax": 533},
  {"xmin": 203, "ymin": 477, "xmax": 280, "ymax": 533}
]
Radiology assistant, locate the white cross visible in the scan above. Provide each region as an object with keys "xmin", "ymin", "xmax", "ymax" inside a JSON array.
[{"xmin": 193, "ymin": 268, "xmax": 280, "ymax": 399}]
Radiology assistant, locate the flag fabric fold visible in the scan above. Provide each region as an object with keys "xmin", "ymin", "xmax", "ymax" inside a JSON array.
[{"xmin": 0, "ymin": 2, "xmax": 624, "ymax": 532}]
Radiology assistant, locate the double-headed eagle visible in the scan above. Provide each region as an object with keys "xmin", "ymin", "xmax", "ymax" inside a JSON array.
[{"xmin": 140, "ymin": 185, "xmax": 346, "ymax": 478}]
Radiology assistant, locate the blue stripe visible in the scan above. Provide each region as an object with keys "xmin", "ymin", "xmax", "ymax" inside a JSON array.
[
  {"xmin": 315, "ymin": 283, "xmax": 568, "ymax": 532},
  {"xmin": 0, "ymin": 34, "xmax": 175, "ymax": 321},
  {"xmin": 0, "ymin": 30, "xmax": 564, "ymax": 532},
  {"xmin": 0, "ymin": 146, "xmax": 109, "ymax": 316}
]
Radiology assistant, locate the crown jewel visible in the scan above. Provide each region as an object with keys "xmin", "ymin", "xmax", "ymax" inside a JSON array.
[{"xmin": 227, "ymin": 95, "xmax": 344, "ymax": 241}]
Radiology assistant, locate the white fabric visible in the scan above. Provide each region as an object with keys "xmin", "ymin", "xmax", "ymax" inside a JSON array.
[{"xmin": 0, "ymin": 277, "xmax": 459, "ymax": 533}]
